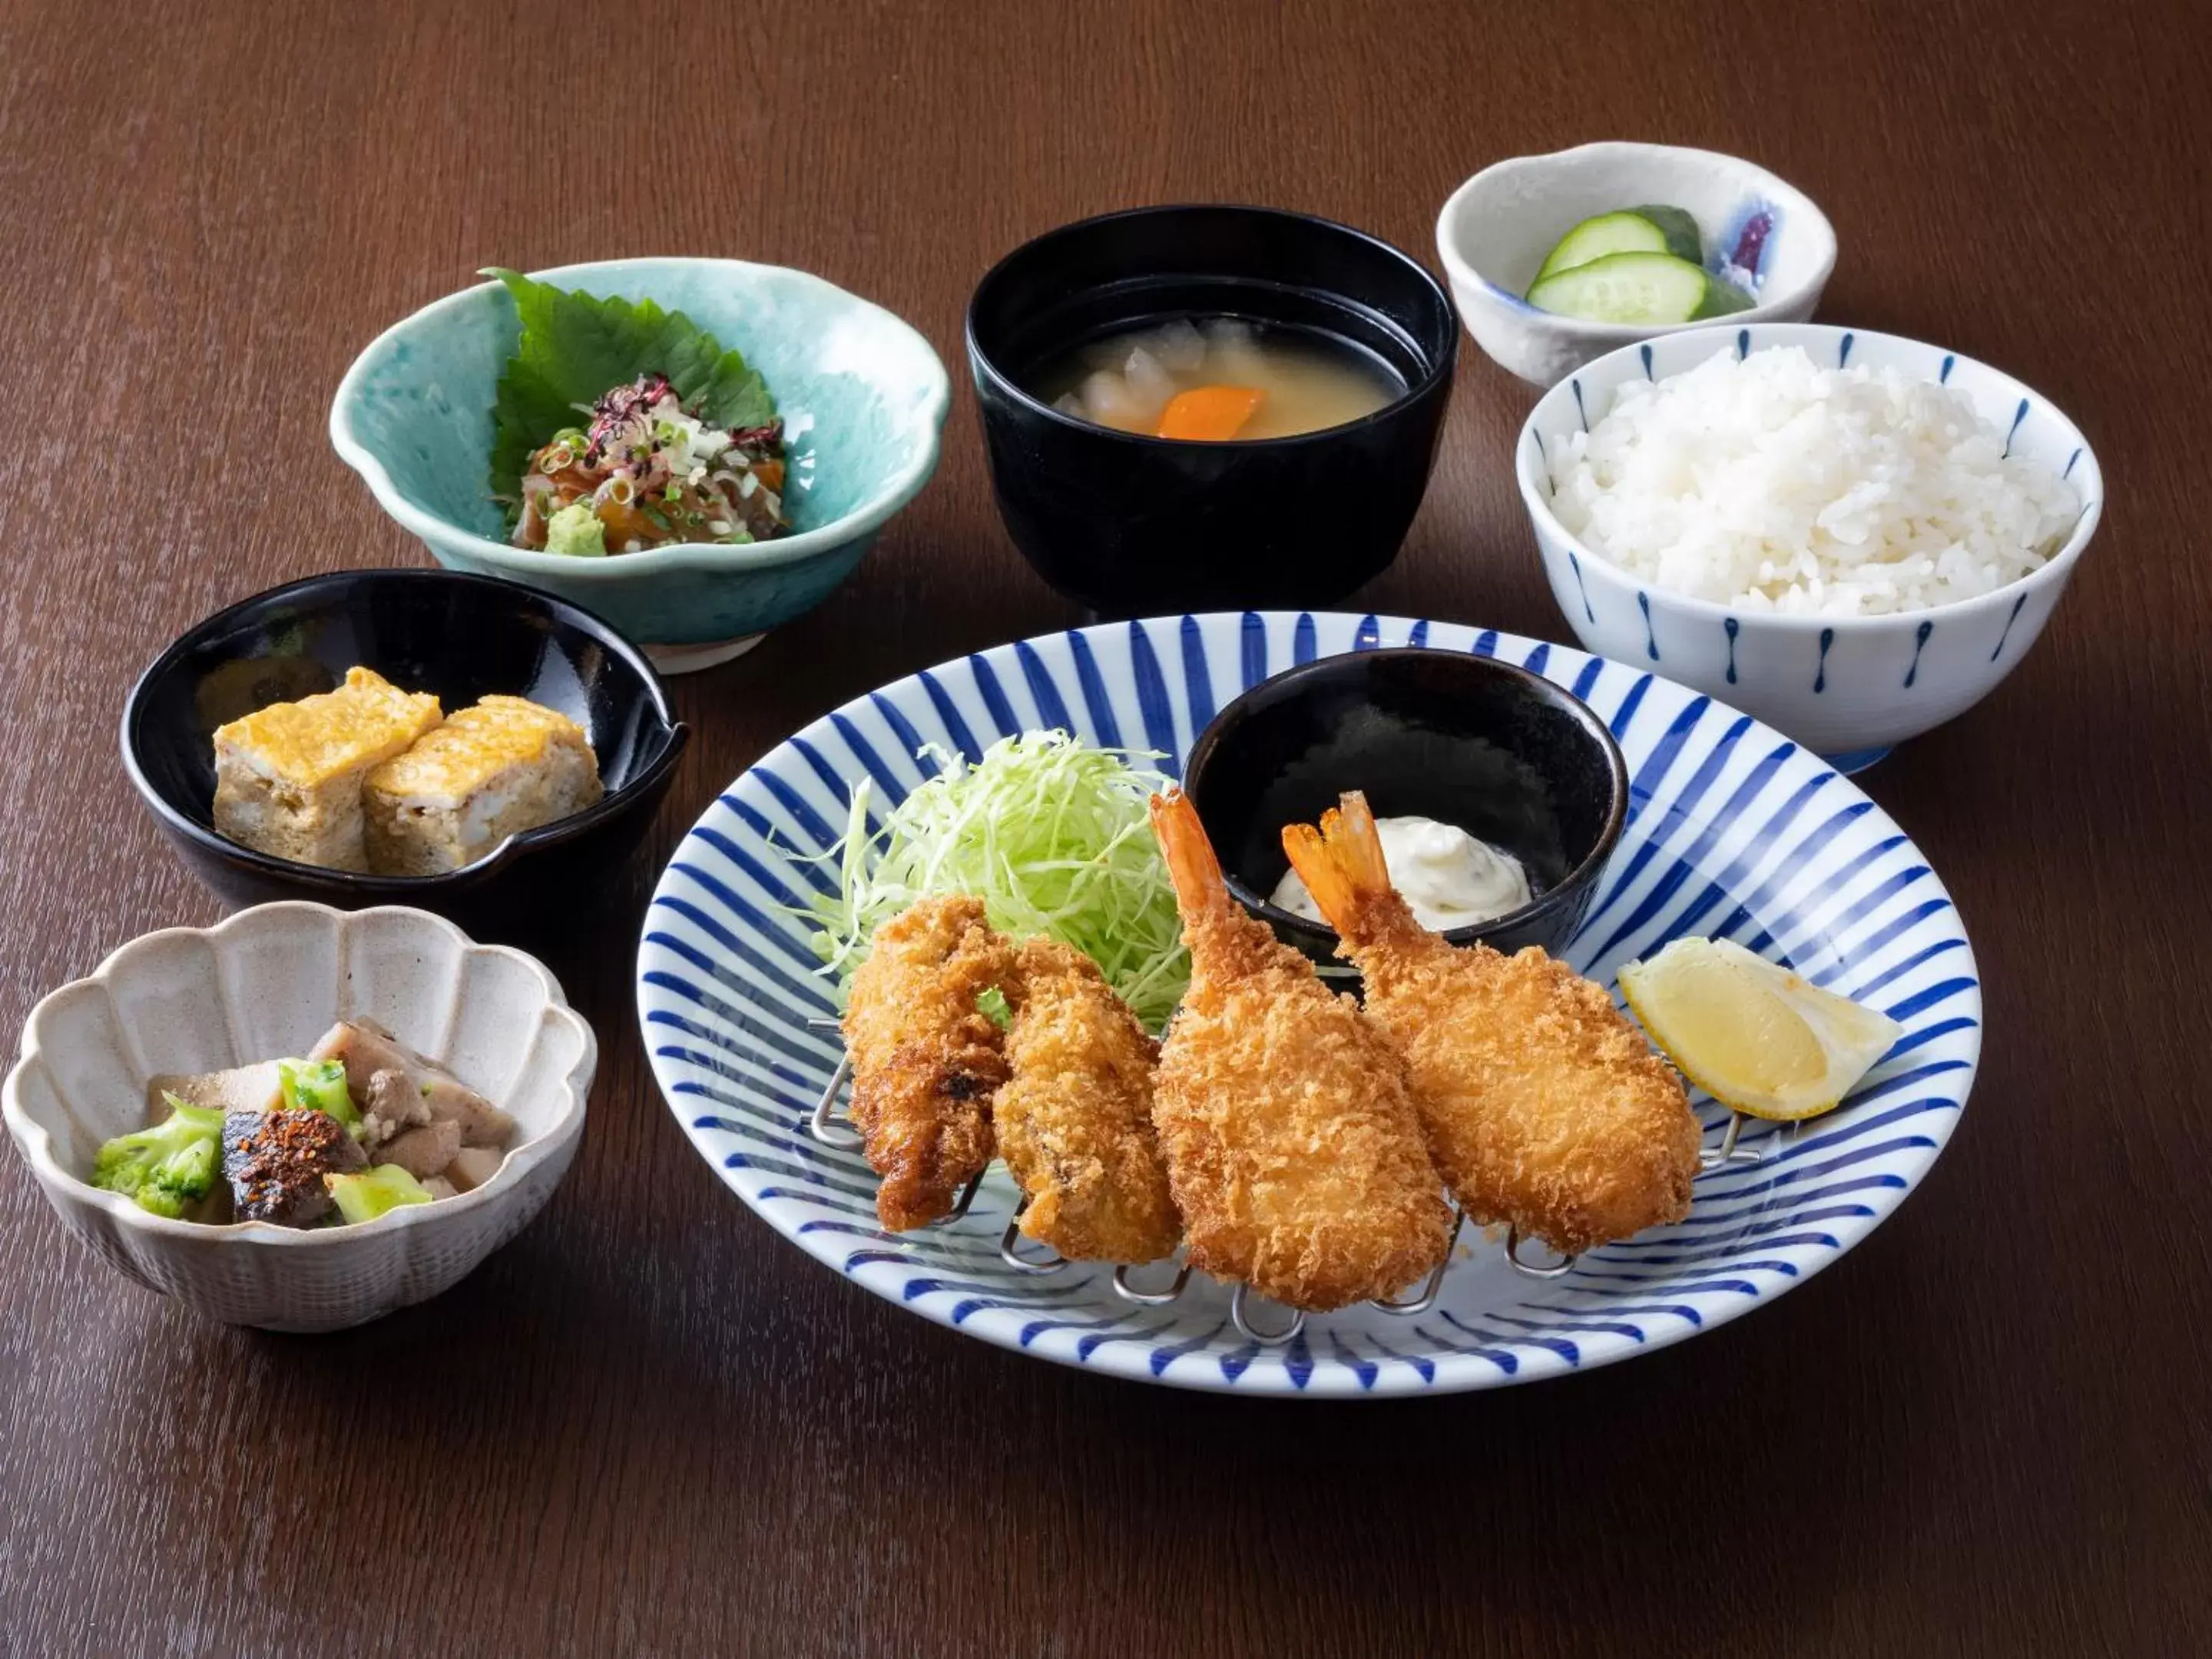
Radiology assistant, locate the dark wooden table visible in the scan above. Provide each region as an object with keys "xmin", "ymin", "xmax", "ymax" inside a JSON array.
[{"xmin": 4, "ymin": 2, "xmax": 2206, "ymax": 1653}]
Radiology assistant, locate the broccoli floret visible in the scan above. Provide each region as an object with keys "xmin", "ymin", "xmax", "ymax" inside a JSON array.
[
  {"xmin": 277, "ymin": 1058, "xmax": 360, "ymax": 1132},
  {"xmin": 91, "ymin": 1094, "xmax": 224, "ymax": 1218},
  {"xmin": 324, "ymin": 1163, "xmax": 432, "ymax": 1226}
]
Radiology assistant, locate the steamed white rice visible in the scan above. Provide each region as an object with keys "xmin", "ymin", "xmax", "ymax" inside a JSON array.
[{"xmin": 1545, "ymin": 346, "xmax": 2079, "ymax": 617}]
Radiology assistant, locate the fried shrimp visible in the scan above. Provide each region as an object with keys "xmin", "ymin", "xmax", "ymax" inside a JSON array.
[
  {"xmin": 842, "ymin": 894, "xmax": 1014, "ymax": 1231},
  {"xmin": 1282, "ymin": 792, "xmax": 1701, "ymax": 1257},
  {"xmin": 995, "ymin": 938, "xmax": 1181, "ymax": 1264},
  {"xmin": 1145, "ymin": 790, "xmax": 1451, "ymax": 1312}
]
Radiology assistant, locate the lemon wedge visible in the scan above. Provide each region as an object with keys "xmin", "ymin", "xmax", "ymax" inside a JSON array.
[{"xmin": 1618, "ymin": 938, "xmax": 1903, "ymax": 1121}]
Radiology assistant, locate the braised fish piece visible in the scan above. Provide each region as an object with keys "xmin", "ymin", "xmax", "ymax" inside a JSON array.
[{"xmin": 223, "ymin": 1108, "xmax": 366, "ymax": 1227}]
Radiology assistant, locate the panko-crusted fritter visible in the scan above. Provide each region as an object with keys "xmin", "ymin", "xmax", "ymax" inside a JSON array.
[
  {"xmin": 1146, "ymin": 790, "xmax": 1450, "ymax": 1312},
  {"xmin": 995, "ymin": 938, "xmax": 1181, "ymax": 1264},
  {"xmin": 1283, "ymin": 792, "xmax": 1701, "ymax": 1257},
  {"xmin": 843, "ymin": 894, "xmax": 1015, "ymax": 1231}
]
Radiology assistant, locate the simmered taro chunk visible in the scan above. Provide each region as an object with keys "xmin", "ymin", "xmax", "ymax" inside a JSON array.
[
  {"xmin": 444, "ymin": 1145, "xmax": 506, "ymax": 1192},
  {"xmin": 146, "ymin": 1061, "xmax": 282, "ymax": 1117},
  {"xmin": 309, "ymin": 1021, "xmax": 416, "ymax": 1117},
  {"xmin": 417, "ymin": 1071, "xmax": 515, "ymax": 1147},
  {"xmin": 309, "ymin": 1020, "xmax": 515, "ymax": 1148}
]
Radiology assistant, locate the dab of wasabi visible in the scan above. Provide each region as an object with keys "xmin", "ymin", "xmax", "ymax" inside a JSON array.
[{"xmin": 545, "ymin": 501, "xmax": 608, "ymax": 557}]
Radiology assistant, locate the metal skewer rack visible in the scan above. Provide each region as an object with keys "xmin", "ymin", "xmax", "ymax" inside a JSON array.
[{"xmin": 804, "ymin": 1018, "xmax": 1763, "ymax": 1347}]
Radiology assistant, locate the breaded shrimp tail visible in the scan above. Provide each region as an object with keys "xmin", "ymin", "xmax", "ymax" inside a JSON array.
[
  {"xmin": 1144, "ymin": 790, "xmax": 1450, "ymax": 1311},
  {"xmin": 996, "ymin": 938, "xmax": 1181, "ymax": 1264},
  {"xmin": 1147, "ymin": 787, "xmax": 1303, "ymax": 1004},
  {"xmin": 1280, "ymin": 793, "xmax": 1439, "ymax": 981},
  {"xmin": 843, "ymin": 894, "xmax": 1013, "ymax": 1231},
  {"xmin": 1148, "ymin": 786, "xmax": 1235, "ymax": 933},
  {"xmin": 1283, "ymin": 791, "xmax": 1701, "ymax": 1257}
]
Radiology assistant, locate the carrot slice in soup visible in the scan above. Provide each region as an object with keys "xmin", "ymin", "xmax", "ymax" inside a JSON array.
[{"xmin": 1157, "ymin": 386, "xmax": 1265, "ymax": 442}]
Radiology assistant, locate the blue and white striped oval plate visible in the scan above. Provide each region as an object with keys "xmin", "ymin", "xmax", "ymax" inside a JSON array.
[{"xmin": 636, "ymin": 613, "xmax": 1980, "ymax": 1397}]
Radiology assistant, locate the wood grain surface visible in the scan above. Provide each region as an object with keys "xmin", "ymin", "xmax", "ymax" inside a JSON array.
[{"xmin": 2, "ymin": 1, "xmax": 2206, "ymax": 1654}]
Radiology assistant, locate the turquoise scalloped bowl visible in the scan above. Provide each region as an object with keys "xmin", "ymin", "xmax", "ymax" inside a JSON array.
[{"xmin": 330, "ymin": 259, "xmax": 950, "ymax": 671}]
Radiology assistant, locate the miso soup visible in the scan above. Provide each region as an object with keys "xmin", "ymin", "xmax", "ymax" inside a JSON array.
[{"xmin": 1038, "ymin": 318, "xmax": 1401, "ymax": 441}]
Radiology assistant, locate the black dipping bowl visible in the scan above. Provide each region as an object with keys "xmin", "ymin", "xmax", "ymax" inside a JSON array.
[
  {"xmin": 1182, "ymin": 648, "xmax": 1627, "ymax": 962},
  {"xmin": 122, "ymin": 569, "xmax": 688, "ymax": 939},
  {"xmin": 967, "ymin": 205, "xmax": 1458, "ymax": 616}
]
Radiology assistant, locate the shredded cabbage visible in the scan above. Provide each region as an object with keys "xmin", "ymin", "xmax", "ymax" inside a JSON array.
[{"xmin": 807, "ymin": 731, "xmax": 1189, "ymax": 1031}]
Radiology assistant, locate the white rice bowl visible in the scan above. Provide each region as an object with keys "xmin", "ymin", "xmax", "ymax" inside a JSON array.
[{"xmin": 1545, "ymin": 346, "xmax": 2080, "ymax": 616}]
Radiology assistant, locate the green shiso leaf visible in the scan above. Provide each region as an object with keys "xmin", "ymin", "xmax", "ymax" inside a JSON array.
[
  {"xmin": 805, "ymin": 731, "xmax": 1191, "ymax": 1033},
  {"xmin": 482, "ymin": 267, "xmax": 776, "ymax": 498}
]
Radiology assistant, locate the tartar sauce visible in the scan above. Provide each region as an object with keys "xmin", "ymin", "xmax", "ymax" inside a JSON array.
[{"xmin": 1270, "ymin": 815, "xmax": 1531, "ymax": 932}]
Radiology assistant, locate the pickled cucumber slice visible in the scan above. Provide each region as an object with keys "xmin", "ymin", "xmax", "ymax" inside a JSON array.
[
  {"xmin": 1525, "ymin": 251, "xmax": 1714, "ymax": 324},
  {"xmin": 1628, "ymin": 204, "xmax": 1707, "ymax": 265},
  {"xmin": 1531, "ymin": 210, "xmax": 1672, "ymax": 283}
]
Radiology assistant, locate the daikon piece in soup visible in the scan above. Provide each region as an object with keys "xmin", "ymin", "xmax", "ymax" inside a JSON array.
[{"xmin": 1038, "ymin": 318, "xmax": 1401, "ymax": 441}]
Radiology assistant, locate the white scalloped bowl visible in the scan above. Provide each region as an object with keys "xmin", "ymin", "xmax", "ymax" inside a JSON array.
[
  {"xmin": 3, "ymin": 902, "xmax": 594, "ymax": 1332},
  {"xmin": 1438, "ymin": 142, "xmax": 1836, "ymax": 387}
]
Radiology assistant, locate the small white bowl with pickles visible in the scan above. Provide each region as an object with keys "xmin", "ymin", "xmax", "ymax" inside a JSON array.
[
  {"xmin": 3, "ymin": 902, "xmax": 594, "ymax": 1332},
  {"xmin": 1438, "ymin": 141, "xmax": 1837, "ymax": 386}
]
